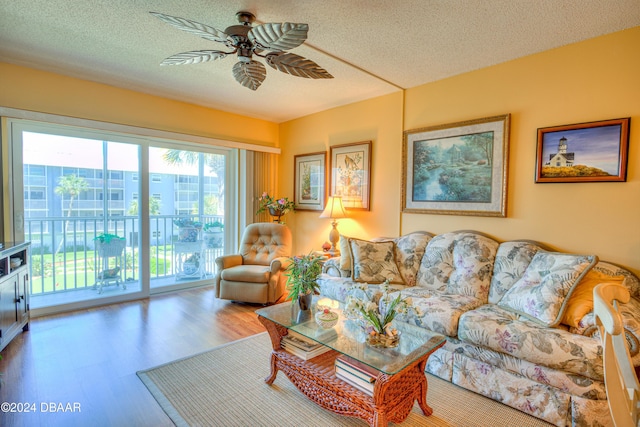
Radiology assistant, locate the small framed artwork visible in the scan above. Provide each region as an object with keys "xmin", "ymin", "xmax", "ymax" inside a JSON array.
[
  {"xmin": 294, "ymin": 152, "xmax": 327, "ymax": 211},
  {"xmin": 402, "ymin": 114, "xmax": 510, "ymax": 217},
  {"xmin": 535, "ymin": 118, "xmax": 630, "ymax": 183},
  {"xmin": 329, "ymin": 141, "xmax": 372, "ymax": 210}
]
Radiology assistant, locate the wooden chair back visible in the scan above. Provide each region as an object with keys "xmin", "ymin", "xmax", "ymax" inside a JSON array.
[{"xmin": 594, "ymin": 282, "xmax": 640, "ymax": 427}]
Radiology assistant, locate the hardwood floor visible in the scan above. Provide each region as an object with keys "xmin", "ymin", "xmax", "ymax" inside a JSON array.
[{"xmin": 0, "ymin": 286, "xmax": 266, "ymax": 427}]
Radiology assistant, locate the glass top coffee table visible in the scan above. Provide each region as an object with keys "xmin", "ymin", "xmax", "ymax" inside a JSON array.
[{"xmin": 256, "ymin": 299, "xmax": 445, "ymax": 427}]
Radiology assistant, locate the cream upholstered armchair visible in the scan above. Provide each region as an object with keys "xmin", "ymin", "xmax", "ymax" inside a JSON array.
[{"xmin": 215, "ymin": 223, "xmax": 292, "ymax": 304}]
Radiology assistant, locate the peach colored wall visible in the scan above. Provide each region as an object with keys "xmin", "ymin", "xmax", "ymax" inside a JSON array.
[
  {"xmin": 0, "ymin": 62, "xmax": 279, "ymax": 147},
  {"xmin": 279, "ymin": 92, "xmax": 403, "ymax": 254},
  {"xmin": 281, "ymin": 27, "xmax": 640, "ymax": 276}
]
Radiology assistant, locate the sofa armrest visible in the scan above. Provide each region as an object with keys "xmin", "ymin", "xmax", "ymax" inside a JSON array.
[
  {"xmin": 215, "ymin": 254, "xmax": 243, "ymax": 271},
  {"xmin": 322, "ymin": 257, "xmax": 350, "ymax": 278},
  {"xmin": 573, "ymin": 296, "xmax": 640, "ymax": 365}
]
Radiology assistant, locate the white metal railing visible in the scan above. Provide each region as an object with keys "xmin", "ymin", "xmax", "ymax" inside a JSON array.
[{"xmin": 25, "ymin": 215, "xmax": 225, "ymax": 295}]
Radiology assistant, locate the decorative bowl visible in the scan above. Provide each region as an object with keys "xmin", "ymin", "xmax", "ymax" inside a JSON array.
[
  {"xmin": 366, "ymin": 330, "xmax": 401, "ymax": 348},
  {"xmin": 10, "ymin": 257, "xmax": 22, "ymax": 269},
  {"xmin": 315, "ymin": 309, "xmax": 339, "ymax": 329}
]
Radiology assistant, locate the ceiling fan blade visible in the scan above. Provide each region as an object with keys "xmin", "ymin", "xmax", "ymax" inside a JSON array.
[
  {"xmin": 248, "ymin": 23, "xmax": 308, "ymax": 51},
  {"xmin": 150, "ymin": 12, "xmax": 228, "ymax": 43},
  {"xmin": 160, "ymin": 50, "xmax": 229, "ymax": 65},
  {"xmin": 232, "ymin": 60, "xmax": 266, "ymax": 90},
  {"xmin": 265, "ymin": 52, "xmax": 333, "ymax": 79}
]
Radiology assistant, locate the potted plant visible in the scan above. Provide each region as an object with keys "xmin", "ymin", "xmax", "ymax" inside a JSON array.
[
  {"xmin": 203, "ymin": 221, "xmax": 224, "ymax": 248},
  {"xmin": 173, "ymin": 218, "xmax": 202, "ymax": 242},
  {"xmin": 183, "ymin": 253, "xmax": 200, "ymax": 275},
  {"xmin": 285, "ymin": 252, "xmax": 324, "ymax": 311}
]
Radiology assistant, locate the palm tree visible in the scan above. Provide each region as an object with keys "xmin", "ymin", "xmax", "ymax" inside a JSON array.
[
  {"xmin": 127, "ymin": 197, "xmax": 161, "ymax": 215},
  {"xmin": 54, "ymin": 174, "xmax": 89, "ymax": 255},
  {"xmin": 163, "ymin": 150, "xmax": 225, "ymax": 214}
]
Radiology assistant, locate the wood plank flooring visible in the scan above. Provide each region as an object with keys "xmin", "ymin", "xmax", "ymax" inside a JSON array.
[{"xmin": 0, "ymin": 286, "xmax": 265, "ymax": 427}]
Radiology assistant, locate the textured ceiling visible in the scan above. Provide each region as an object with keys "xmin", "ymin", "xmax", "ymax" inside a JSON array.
[{"xmin": 1, "ymin": 0, "xmax": 639, "ymax": 123}]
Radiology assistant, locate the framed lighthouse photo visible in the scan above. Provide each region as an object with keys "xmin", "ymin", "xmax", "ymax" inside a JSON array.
[{"xmin": 536, "ymin": 118, "xmax": 630, "ymax": 183}]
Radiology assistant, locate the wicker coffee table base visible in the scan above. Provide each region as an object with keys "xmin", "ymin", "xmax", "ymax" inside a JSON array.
[{"xmin": 259, "ymin": 316, "xmax": 443, "ymax": 427}]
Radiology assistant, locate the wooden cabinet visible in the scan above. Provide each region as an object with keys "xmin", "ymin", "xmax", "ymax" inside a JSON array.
[{"xmin": 0, "ymin": 242, "xmax": 30, "ymax": 351}]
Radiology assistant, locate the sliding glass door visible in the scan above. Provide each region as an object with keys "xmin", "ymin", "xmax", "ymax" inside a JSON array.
[
  {"xmin": 9, "ymin": 119, "xmax": 237, "ymax": 314},
  {"xmin": 16, "ymin": 127, "xmax": 142, "ymax": 309},
  {"xmin": 148, "ymin": 146, "xmax": 228, "ymax": 291}
]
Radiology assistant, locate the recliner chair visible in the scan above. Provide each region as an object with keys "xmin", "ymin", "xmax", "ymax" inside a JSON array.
[{"xmin": 215, "ymin": 223, "xmax": 292, "ymax": 304}]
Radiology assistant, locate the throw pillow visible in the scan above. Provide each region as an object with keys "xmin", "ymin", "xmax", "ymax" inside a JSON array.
[
  {"xmin": 561, "ymin": 269, "xmax": 625, "ymax": 327},
  {"xmin": 393, "ymin": 232, "xmax": 433, "ymax": 286},
  {"xmin": 498, "ymin": 251, "xmax": 598, "ymax": 327},
  {"xmin": 339, "ymin": 234, "xmax": 351, "ymax": 270},
  {"xmin": 349, "ymin": 238, "xmax": 404, "ymax": 284}
]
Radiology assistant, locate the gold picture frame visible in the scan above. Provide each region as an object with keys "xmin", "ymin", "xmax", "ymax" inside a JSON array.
[
  {"xmin": 402, "ymin": 114, "xmax": 510, "ymax": 217},
  {"xmin": 293, "ymin": 151, "xmax": 327, "ymax": 211},
  {"xmin": 329, "ymin": 141, "xmax": 371, "ymax": 210}
]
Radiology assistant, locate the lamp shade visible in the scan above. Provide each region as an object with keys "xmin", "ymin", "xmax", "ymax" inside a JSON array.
[{"xmin": 320, "ymin": 196, "xmax": 347, "ymax": 219}]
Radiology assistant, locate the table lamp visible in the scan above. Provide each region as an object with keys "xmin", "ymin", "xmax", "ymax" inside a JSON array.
[{"xmin": 319, "ymin": 196, "xmax": 347, "ymax": 257}]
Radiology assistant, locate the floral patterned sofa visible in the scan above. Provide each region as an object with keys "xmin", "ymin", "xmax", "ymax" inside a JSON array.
[{"xmin": 317, "ymin": 230, "xmax": 640, "ymax": 427}]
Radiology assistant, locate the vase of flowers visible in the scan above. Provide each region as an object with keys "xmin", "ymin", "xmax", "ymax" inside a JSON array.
[
  {"xmin": 345, "ymin": 280, "xmax": 422, "ymax": 348},
  {"xmin": 257, "ymin": 192, "xmax": 296, "ymax": 223},
  {"xmin": 285, "ymin": 252, "xmax": 324, "ymax": 313}
]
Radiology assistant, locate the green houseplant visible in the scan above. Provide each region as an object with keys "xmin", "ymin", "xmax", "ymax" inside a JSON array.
[
  {"xmin": 285, "ymin": 252, "xmax": 324, "ymax": 310},
  {"xmin": 203, "ymin": 221, "xmax": 224, "ymax": 232}
]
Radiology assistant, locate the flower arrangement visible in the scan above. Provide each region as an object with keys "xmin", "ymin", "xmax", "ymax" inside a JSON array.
[
  {"xmin": 173, "ymin": 218, "xmax": 202, "ymax": 228},
  {"xmin": 345, "ymin": 279, "xmax": 422, "ymax": 341},
  {"xmin": 256, "ymin": 192, "xmax": 296, "ymax": 216}
]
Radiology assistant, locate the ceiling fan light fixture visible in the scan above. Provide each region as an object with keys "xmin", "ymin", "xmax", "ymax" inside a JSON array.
[{"xmin": 152, "ymin": 11, "xmax": 333, "ymax": 90}]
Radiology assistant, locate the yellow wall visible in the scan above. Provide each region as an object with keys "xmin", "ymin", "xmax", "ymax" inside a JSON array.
[
  {"xmin": 281, "ymin": 27, "xmax": 640, "ymax": 276},
  {"xmin": 279, "ymin": 92, "xmax": 403, "ymax": 253},
  {"xmin": 0, "ymin": 62, "xmax": 279, "ymax": 147}
]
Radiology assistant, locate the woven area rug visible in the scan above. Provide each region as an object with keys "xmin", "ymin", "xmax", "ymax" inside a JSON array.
[{"xmin": 137, "ymin": 332, "xmax": 553, "ymax": 426}]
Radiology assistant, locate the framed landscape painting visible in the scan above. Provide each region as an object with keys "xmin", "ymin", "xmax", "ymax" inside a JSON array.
[
  {"xmin": 535, "ymin": 118, "xmax": 630, "ymax": 183},
  {"xmin": 294, "ymin": 152, "xmax": 326, "ymax": 211},
  {"xmin": 329, "ymin": 141, "xmax": 371, "ymax": 210},
  {"xmin": 402, "ymin": 114, "xmax": 510, "ymax": 217}
]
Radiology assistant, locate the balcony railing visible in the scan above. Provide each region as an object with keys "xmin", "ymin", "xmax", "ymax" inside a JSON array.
[{"xmin": 25, "ymin": 215, "xmax": 225, "ymax": 296}]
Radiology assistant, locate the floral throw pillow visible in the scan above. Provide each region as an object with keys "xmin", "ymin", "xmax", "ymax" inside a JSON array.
[
  {"xmin": 498, "ymin": 251, "xmax": 598, "ymax": 327},
  {"xmin": 349, "ymin": 238, "xmax": 404, "ymax": 284}
]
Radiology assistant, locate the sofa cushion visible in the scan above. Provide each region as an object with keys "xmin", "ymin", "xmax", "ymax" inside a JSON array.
[
  {"xmin": 416, "ymin": 231, "xmax": 498, "ymax": 302},
  {"xmin": 497, "ymin": 251, "xmax": 597, "ymax": 327},
  {"xmin": 393, "ymin": 231, "xmax": 433, "ymax": 286},
  {"xmin": 220, "ymin": 264, "xmax": 271, "ymax": 283},
  {"xmin": 458, "ymin": 304, "xmax": 604, "ymax": 380},
  {"xmin": 561, "ymin": 269, "xmax": 625, "ymax": 327},
  {"xmin": 349, "ymin": 238, "xmax": 403, "ymax": 283},
  {"xmin": 394, "ymin": 287, "xmax": 485, "ymax": 337},
  {"xmin": 488, "ymin": 240, "xmax": 544, "ymax": 304}
]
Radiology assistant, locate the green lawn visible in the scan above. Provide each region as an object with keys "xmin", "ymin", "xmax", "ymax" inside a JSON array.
[{"xmin": 29, "ymin": 248, "xmax": 173, "ymax": 294}]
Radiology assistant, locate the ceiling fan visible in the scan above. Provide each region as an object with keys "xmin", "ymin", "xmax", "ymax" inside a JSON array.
[{"xmin": 150, "ymin": 11, "xmax": 333, "ymax": 90}]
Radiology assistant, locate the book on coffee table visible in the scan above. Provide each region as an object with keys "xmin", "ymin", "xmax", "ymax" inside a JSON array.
[
  {"xmin": 281, "ymin": 330, "xmax": 331, "ymax": 360},
  {"xmin": 334, "ymin": 355, "xmax": 379, "ymax": 396}
]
